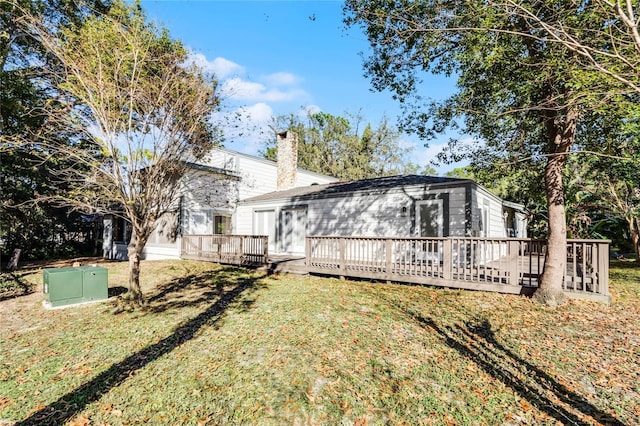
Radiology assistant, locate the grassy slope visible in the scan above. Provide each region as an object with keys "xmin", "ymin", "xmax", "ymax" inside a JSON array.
[{"xmin": 0, "ymin": 260, "xmax": 638, "ymax": 425}]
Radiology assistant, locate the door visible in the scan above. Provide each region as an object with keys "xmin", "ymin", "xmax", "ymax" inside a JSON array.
[
  {"xmin": 254, "ymin": 210, "xmax": 276, "ymax": 252},
  {"xmin": 416, "ymin": 200, "xmax": 444, "ymax": 263},
  {"xmin": 416, "ymin": 200, "xmax": 444, "ymax": 237},
  {"xmin": 281, "ymin": 208, "xmax": 307, "ymax": 254}
]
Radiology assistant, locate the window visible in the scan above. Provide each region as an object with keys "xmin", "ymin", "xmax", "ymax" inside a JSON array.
[
  {"xmin": 113, "ymin": 216, "xmax": 132, "ymax": 243},
  {"xmin": 482, "ymin": 202, "xmax": 490, "ymax": 237},
  {"xmin": 213, "ymin": 214, "xmax": 232, "ymax": 234}
]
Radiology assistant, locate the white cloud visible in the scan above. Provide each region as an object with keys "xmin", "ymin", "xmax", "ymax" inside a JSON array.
[
  {"xmin": 221, "ymin": 77, "xmax": 308, "ymax": 103},
  {"xmin": 262, "ymin": 72, "xmax": 300, "ymax": 87},
  {"xmin": 301, "ymin": 104, "xmax": 321, "ymax": 116},
  {"xmin": 221, "ymin": 78, "xmax": 265, "ymax": 100},
  {"xmin": 397, "ymin": 137, "xmax": 417, "ymax": 150},
  {"xmin": 186, "ymin": 52, "xmax": 244, "ymax": 78},
  {"xmin": 184, "ymin": 52, "xmax": 314, "ymax": 153},
  {"xmin": 209, "ymin": 57, "xmax": 245, "ymax": 78},
  {"xmin": 240, "ymin": 102, "xmax": 273, "ymax": 124},
  {"xmin": 185, "ymin": 52, "xmax": 308, "ymax": 104}
]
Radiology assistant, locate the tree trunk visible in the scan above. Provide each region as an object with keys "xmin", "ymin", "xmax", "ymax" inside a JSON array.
[
  {"xmin": 126, "ymin": 231, "xmax": 146, "ymax": 306},
  {"xmin": 536, "ymin": 109, "xmax": 577, "ymax": 306},
  {"xmin": 537, "ymin": 155, "xmax": 568, "ymax": 305},
  {"xmin": 630, "ymin": 216, "xmax": 640, "ymax": 263}
]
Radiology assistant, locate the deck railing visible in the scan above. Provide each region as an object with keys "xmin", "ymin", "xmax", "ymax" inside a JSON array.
[
  {"xmin": 181, "ymin": 234, "xmax": 269, "ymax": 265},
  {"xmin": 306, "ymin": 236, "xmax": 610, "ymax": 302}
]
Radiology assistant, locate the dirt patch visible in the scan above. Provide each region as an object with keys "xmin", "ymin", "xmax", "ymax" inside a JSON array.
[{"xmin": 15, "ymin": 257, "xmax": 119, "ymax": 272}]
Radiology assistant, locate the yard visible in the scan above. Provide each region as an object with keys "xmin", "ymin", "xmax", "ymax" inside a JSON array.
[{"xmin": 0, "ymin": 259, "xmax": 638, "ymax": 425}]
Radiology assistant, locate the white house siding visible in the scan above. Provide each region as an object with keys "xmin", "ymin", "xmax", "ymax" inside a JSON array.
[
  {"xmin": 236, "ymin": 183, "xmax": 471, "ymax": 255},
  {"xmin": 472, "ymin": 186, "xmax": 529, "ymax": 239},
  {"xmin": 203, "ymin": 148, "xmax": 337, "ymax": 200},
  {"xmin": 105, "ymin": 147, "xmax": 337, "ymax": 260},
  {"xmin": 469, "ymin": 187, "xmax": 531, "ymax": 263},
  {"xmin": 473, "ymin": 188, "xmax": 508, "ymax": 238},
  {"xmin": 143, "ymin": 169, "xmax": 240, "ymax": 260}
]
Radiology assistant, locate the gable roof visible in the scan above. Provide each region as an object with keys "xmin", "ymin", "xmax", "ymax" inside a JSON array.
[
  {"xmin": 240, "ymin": 174, "xmax": 471, "ymax": 203},
  {"xmin": 184, "ymin": 161, "xmax": 242, "ymax": 179}
]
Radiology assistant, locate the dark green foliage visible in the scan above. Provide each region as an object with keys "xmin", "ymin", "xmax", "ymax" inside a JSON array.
[
  {"xmin": 263, "ymin": 111, "xmax": 420, "ymax": 180},
  {"xmin": 1, "ymin": 0, "xmax": 112, "ymax": 260}
]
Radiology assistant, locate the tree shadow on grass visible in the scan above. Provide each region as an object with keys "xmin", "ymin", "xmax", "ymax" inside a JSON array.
[
  {"xmin": 387, "ymin": 300, "xmax": 624, "ymax": 425},
  {"xmin": 143, "ymin": 266, "xmax": 266, "ymax": 313},
  {"xmin": 0, "ymin": 272, "xmax": 35, "ymax": 302},
  {"xmin": 16, "ymin": 268, "xmax": 266, "ymax": 426}
]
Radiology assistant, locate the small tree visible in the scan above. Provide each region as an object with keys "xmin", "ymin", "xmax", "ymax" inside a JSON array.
[{"xmin": 17, "ymin": 1, "xmax": 219, "ymax": 305}]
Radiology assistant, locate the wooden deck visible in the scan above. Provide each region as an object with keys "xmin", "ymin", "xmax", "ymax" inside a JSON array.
[
  {"xmin": 181, "ymin": 234, "xmax": 611, "ymax": 303},
  {"xmin": 181, "ymin": 234, "xmax": 269, "ymax": 265},
  {"xmin": 305, "ymin": 237, "xmax": 610, "ymax": 303}
]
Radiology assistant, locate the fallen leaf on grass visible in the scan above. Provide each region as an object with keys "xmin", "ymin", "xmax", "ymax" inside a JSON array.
[
  {"xmin": 0, "ymin": 396, "xmax": 15, "ymax": 411},
  {"xmin": 75, "ymin": 367, "xmax": 93, "ymax": 377},
  {"xmin": 99, "ymin": 404, "xmax": 122, "ymax": 417},
  {"xmin": 354, "ymin": 416, "xmax": 369, "ymax": 426},
  {"xmin": 518, "ymin": 399, "xmax": 532, "ymax": 411},
  {"xmin": 69, "ymin": 416, "xmax": 91, "ymax": 426}
]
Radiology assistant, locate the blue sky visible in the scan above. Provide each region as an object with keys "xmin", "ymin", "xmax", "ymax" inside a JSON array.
[{"xmin": 140, "ymin": 0, "xmax": 464, "ymax": 174}]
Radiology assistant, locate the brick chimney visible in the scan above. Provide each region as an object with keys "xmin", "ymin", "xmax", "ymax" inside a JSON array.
[{"xmin": 277, "ymin": 130, "xmax": 298, "ymax": 190}]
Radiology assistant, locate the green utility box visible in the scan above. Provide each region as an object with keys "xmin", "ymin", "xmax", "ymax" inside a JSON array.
[{"xmin": 43, "ymin": 266, "xmax": 108, "ymax": 308}]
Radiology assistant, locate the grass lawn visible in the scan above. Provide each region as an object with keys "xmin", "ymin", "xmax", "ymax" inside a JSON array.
[{"xmin": 0, "ymin": 259, "xmax": 638, "ymax": 425}]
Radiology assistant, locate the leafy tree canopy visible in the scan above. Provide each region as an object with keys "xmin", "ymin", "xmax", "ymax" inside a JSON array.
[
  {"xmin": 1, "ymin": 0, "xmax": 112, "ymax": 260},
  {"xmin": 263, "ymin": 111, "xmax": 423, "ymax": 180}
]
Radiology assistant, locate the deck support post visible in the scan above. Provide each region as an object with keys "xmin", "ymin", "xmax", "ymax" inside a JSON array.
[
  {"xmin": 339, "ymin": 237, "xmax": 346, "ymax": 279},
  {"xmin": 443, "ymin": 239, "xmax": 452, "ymax": 280},
  {"xmin": 507, "ymin": 240, "xmax": 520, "ymax": 285},
  {"xmin": 385, "ymin": 238, "xmax": 393, "ymax": 282},
  {"xmin": 597, "ymin": 242, "xmax": 608, "ymax": 295},
  {"xmin": 305, "ymin": 237, "xmax": 310, "ymax": 267}
]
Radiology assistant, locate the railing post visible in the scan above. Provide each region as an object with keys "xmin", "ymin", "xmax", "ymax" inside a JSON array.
[
  {"xmin": 264, "ymin": 236, "xmax": 269, "ymax": 264},
  {"xmin": 385, "ymin": 238, "xmax": 393, "ymax": 282},
  {"xmin": 197, "ymin": 236, "xmax": 202, "ymax": 258},
  {"xmin": 443, "ymin": 239, "xmax": 452, "ymax": 280},
  {"xmin": 339, "ymin": 237, "xmax": 346, "ymax": 279},
  {"xmin": 598, "ymin": 241, "xmax": 609, "ymax": 296},
  {"xmin": 305, "ymin": 237, "xmax": 311, "ymax": 267},
  {"xmin": 507, "ymin": 240, "xmax": 519, "ymax": 285}
]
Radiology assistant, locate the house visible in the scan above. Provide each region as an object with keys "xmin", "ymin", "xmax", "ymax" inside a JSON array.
[
  {"xmin": 102, "ymin": 131, "xmax": 338, "ymax": 260},
  {"xmin": 234, "ymin": 175, "xmax": 528, "ymax": 255}
]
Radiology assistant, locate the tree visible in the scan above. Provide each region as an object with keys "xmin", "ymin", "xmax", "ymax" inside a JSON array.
[
  {"xmin": 444, "ymin": 167, "xmax": 475, "ymax": 180},
  {"xmin": 580, "ymin": 112, "xmax": 640, "ymax": 261},
  {"xmin": 263, "ymin": 111, "xmax": 420, "ymax": 180},
  {"xmin": 496, "ymin": 0, "xmax": 640, "ymax": 95},
  {"xmin": 344, "ymin": 0, "xmax": 635, "ymax": 305},
  {"xmin": 15, "ymin": 0, "xmax": 219, "ymax": 305},
  {"xmin": 1, "ymin": 0, "xmax": 112, "ymax": 260}
]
